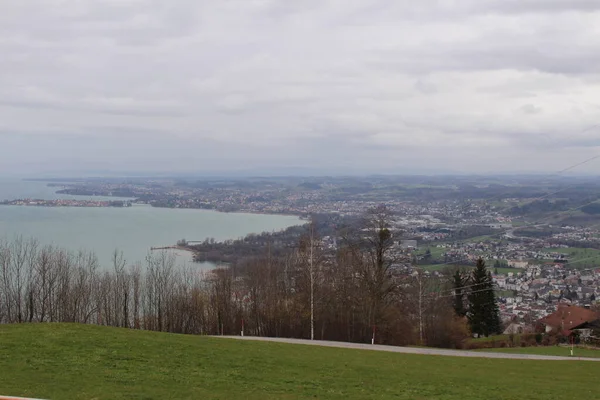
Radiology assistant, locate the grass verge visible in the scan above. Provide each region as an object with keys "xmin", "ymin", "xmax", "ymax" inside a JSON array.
[{"xmin": 479, "ymin": 346, "xmax": 600, "ymax": 359}]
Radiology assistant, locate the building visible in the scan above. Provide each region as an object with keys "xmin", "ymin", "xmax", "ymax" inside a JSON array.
[
  {"xmin": 400, "ymin": 240, "xmax": 418, "ymax": 250},
  {"xmin": 509, "ymin": 260, "xmax": 529, "ymax": 269},
  {"xmin": 538, "ymin": 304, "xmax": 600, "ymax": 335},
  {"xmin": 570, "ymin": 319, "xmax": 600, "ymax": 341}
]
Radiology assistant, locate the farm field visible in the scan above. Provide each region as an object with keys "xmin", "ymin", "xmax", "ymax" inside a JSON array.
[
  {"xmin": 419, "ymin": 264, "xmax": 518, "ymax": 275},
  {"xmin": 542, "ymin": 247, "xmax": 600, "ymax": 269}
]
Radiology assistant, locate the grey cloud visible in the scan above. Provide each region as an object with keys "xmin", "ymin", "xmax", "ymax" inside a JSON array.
[
  {"xmin": 475, "ymin": 0, "xmax": 600, "ymax": 14},
  {"xmin": 0, "ymin": 0, "xmax": 599, "ymax": 175},
  {"xmin": 370, "ymin": 31, "xmax": 600, "ymax": 76},
  {"xmin": 520, "ymin": 104, "xmax": 542, "ymax": 115}
]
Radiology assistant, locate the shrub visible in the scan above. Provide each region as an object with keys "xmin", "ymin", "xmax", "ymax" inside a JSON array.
[
  {"xmin": 542, "ymin": 333, "xmax": 559, "ymax": 346},
  {"xmin": 542, "ymin": 336, "xmax": 551, "ymax": 346},
  {"xmin": 535, "ymin": 333, "xmax": 543, "ymax": 344},
  {"xmin": 508, "ymin": 333, "xmax": 515, "ymax": 346}
]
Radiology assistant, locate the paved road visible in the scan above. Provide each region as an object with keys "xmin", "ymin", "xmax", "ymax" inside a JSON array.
[{"xmin": 214, "ymin": 336, "xmax": 600, "ymax": 361}]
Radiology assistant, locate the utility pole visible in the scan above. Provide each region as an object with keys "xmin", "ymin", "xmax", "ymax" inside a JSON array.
[
  {"xmin": 310, "ymin": 222, "xmax": 315, "ymax": 341},
  {"xmin": 418, "ymin": 272, "xmax": 423, "ymax": 345}
]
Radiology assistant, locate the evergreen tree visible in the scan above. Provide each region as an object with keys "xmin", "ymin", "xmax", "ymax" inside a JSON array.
[
  {"xmin": 424, "ymin": 248, "xmax": 432, "ymax": 260},
  {"xmin": 485, "ymin": 269, "xmax": 502, "ymax": 334},
  {"xmin": 452, "ymin": 269, "xmax": 467, "ymax": 317},
  {"xmin": 467, "ymin": 258, "xmax": 501, "ymax": 337}
]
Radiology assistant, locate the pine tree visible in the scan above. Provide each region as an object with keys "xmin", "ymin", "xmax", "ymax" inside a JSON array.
[
  {"xmin": 425, "ymin": 248, "xmax": 432, "ymax": 260},
  {"xmin": 452, "ymin": 269, "xmax": 467, "ymax": 317},
  {"xmin": 467, "ymin": 258, "xmax": 501, "ymax": 337},
  {"xmin": 484, "ymin": 270, "xmax": 501, "ymax": 334}
]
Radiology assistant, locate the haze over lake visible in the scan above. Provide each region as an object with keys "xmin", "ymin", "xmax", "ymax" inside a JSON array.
[{"xmin": 0, "ymin": 179, "xmax": 302, "ymax": 268}]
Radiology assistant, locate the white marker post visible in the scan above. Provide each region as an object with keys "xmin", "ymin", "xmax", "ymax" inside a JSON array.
[
  {"xmin": 571, "ymin": 336, "xmax": 574, "ymax": 357},
  {"xmin": 241, "ymin": 319, "xmax": 244, "ymax": 337},
  {"xmin": 372, "ymin": 326, "xmax": 376, "ymax": 345}
]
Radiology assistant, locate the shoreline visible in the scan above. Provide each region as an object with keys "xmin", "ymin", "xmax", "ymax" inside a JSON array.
[
  {"xmin": 1, "ymin": 199, "xmax": 308, "ymax": 219},
  {"xmin": 46, "ymin": 181, "xmax": 310, "ymax": 218},
  {"xmin": 150, "ymin": 246, "xmax": 231, "ymax": 269},
  {"xmin": 6, "ymin": 179, "xmax": 312, "ymax": 219}
]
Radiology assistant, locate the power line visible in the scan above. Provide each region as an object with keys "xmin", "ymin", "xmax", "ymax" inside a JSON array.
[
  {"xmin": 415, "ymin": 194, "xmax": 600, "ymax": 272},
  {"xmin": 407, "ymin": 148, "xmax": 600, "ymax": 290},
  {"xmin": 453, "ymin": 149, "xmax": 600, "ymax": 217}
]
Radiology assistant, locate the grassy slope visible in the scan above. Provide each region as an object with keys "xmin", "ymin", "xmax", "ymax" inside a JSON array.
[
  {"xmin": 417, "ymin": 247, "xmax": 447, "ymax": 259},
  {"xmin": 481, "ymin": 346, "xmax": 600, "ymax": 359},
  {"xmin": 420, "ymin": 264, "xmax": 517, "ymax": 275},
  {"xmin": 542, "ymin": 247, "xmax": 600, "ymax": 267},
  {"xmin": 0, "ymin": 324, "xmax": 599, "ymax": 400}
]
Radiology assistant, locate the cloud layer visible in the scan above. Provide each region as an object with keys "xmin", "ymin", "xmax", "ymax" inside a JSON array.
[{"xmin": 1, "ymin": 0, "xmax": 599, "ymax": 175}]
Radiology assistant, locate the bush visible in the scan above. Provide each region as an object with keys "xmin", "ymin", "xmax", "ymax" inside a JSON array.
[
  {"xmin": 542, "ymin": 332, "xmax": 559, "ymax": 346},
  {"xmin": 465, "ymin": 333, "xmax": 545, "ymax": 349},
  {"xmin": 508, "ymin": 333, "xmax": 515, "ymax": 347},
  {"xmin": 426, "ymin": 315, "xmax": 470, "ymax": 349},
  {"xmin": 522, "ymin": 334, "xmax": 538, "ymax": 347},
  {"xmin": 535, "ymin": 333, "xmax": 543, "ymax": 344},
  {"xmin": 542, "ymin": 336, "xmax": 551, "ymax": 346},
  {"xmin": 463, "ymin": 340, "xmax": 496, "ymax": 350}
]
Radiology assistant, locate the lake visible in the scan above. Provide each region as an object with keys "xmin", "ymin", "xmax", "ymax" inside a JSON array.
[{"xmin": 0, "ymin": 179, "xmax": 302, "ymax": 268}]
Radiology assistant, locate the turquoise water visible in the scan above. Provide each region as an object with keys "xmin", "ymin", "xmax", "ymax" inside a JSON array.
[{"xmin": 0, "ymin": 179, "xmax": 302, "ymax": 268}]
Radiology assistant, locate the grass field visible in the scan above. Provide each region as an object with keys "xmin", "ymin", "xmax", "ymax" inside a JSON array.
[
  {"xmin": 418, "ymin": 247, "xmax": 447, "ymax": 259},
  {"xmin": 419, "ymin": 263, "xmax": 474, "ymax": 272},
  {"xmin": 1, "ymin": 324, "xmax": 600, "ymax": 400},
  {"xmin": 419, "ymin": 264, "xmax": 518, "ymax": 275},
  {"xmin": 463, "ymin": 235, "xmax": 498, "ymax": 243},
  {"xmin": 542, "ymin": 247, "xmax": 600, "ymax": 268},
  {"xmin": 481, "ymin": 346, "xmax": 600, "ymax": 359}
]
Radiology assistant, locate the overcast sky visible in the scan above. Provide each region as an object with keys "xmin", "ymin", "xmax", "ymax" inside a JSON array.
[{"xmin": 1, "ymin": 0, "xmax": 599, "ymax": 176}]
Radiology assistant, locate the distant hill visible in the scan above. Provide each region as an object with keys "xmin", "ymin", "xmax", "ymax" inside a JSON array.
[{"xmin": 298, "ymin": 181, "xmax": 322, "ymax": 190}]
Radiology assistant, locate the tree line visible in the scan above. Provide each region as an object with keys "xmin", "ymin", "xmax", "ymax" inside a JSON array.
[{"xmin": 0, "ymin": 206, "xmax": 501, "ymax": 348}]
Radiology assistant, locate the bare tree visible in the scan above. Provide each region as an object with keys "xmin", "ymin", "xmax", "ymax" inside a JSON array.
[
  {"xmin": 111, "ymin": 250, "xmax": 130, "ymax": 328},
  {"xmin": 343, "ymin": 205, "xmax": 398, "ymax": 342},
  {"xmin": 0, "ymin": 234, "xmax": 468, "ymax": 349},
  {"xmin": 145, "ymin": 250, "xmax": 176, "ymax": 332},
  {"xmin": 130, "ymin": 262, "xmax": 142, "ymax": 329},
  {"xmin": 297, "ymin": 218, "xmax": 324, "ymax": 340}
]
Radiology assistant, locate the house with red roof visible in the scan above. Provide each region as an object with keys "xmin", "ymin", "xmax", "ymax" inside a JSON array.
[{"xmin": 538, "ymin": 304, "xmax": 599, "ymax": 336}]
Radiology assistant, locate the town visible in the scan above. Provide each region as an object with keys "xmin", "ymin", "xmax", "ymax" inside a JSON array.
[
  {"xmin": 23, "ymin": 175, "xmax": 600, "ymax": 337},
  {"xmin": 0, "ymin": 198, "xmax": 132, "ymax": 207}
]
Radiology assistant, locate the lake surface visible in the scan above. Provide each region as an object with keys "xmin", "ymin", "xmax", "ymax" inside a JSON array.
[{"xmin": 0, "ymin": 179, "xmax": 302, "ymax": 268}]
